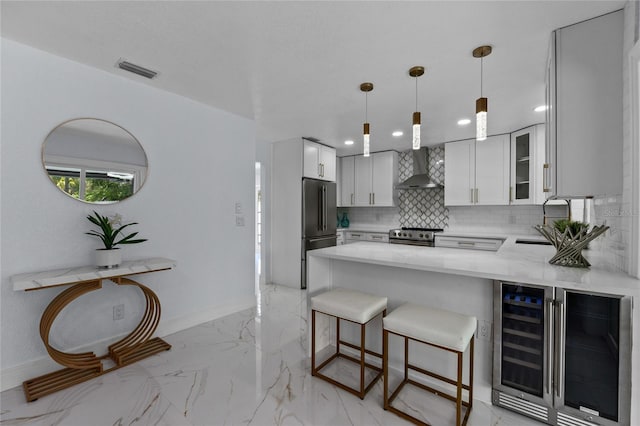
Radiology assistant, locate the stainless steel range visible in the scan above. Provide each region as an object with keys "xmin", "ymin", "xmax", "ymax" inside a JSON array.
[{"xmin": 388, "ymin": 227, "xmax": 444, "ymax": 247}]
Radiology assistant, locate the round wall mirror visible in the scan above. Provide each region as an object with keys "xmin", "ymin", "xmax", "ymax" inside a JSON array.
[{"xmin": 42, "ymin": 118, "xmax": 148, "ymax": 204}]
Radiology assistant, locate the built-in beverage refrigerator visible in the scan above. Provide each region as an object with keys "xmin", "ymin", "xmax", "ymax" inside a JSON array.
[{"xmin": 492, "ymin": 281, "xmax": 631, "ymax": 426}]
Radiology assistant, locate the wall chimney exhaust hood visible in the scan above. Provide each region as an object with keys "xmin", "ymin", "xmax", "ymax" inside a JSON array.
[{"xmin": 396, "ymin": 147, "xmax": 443, "ymax": 189}]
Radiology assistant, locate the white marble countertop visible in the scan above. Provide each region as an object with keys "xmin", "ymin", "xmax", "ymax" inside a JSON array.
[
  {"xmin": 12, "ymin": 257, "xmax": 177, "ymax": 291},
  {"xmin": 308, "ymin": 240, "xmax": 640, "ymax": 296}
]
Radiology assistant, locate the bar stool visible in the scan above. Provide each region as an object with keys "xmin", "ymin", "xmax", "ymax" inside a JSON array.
[
  {"xmin": 383, "ymin": 303, "xmax": 476, "ymax": 426},
  {"xmin": 311, "ymin": 288, "xmax": 387, "ymax": 399}
]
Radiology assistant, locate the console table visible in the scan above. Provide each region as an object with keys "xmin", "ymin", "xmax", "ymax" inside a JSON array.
[{"xmin": 11, "ymin": 257, "xmax": 176, "ymax": 402}]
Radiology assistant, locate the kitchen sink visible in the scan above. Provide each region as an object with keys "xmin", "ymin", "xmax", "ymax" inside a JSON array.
[{"xmin": 515, "ymin": 238, "xmax": 552, "ymax": 246}]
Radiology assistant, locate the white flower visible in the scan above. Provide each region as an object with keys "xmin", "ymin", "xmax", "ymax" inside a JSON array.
[{"xmin": 109, "ymin": 213, "xmax": 123, "ymax": 227}]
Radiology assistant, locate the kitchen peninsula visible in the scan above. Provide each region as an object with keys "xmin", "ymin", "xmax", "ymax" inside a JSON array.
[{"xmin": 306, "ymin": 239, "xmax": 640, "ymax": 425}]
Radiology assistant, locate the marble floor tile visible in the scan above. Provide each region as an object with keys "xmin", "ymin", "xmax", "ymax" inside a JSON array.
[{"xmin": 1, "ymin": 284, "xmax": 542, "ymax": 426}]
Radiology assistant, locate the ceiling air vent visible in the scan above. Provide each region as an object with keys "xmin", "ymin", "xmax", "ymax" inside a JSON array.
[{"xmin": 117, "ymin": 60, "xmax": 158, "ymax": 79}]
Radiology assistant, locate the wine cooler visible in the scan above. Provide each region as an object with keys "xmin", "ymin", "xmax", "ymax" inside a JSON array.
[{"xmin": 492, "ymin": 281, "xmax": 631, "ymax": 426}]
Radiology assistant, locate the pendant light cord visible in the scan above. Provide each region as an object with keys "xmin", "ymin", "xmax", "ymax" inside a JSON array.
[
  {"xmin": 415, "ymin": 76, "xmax": 418, "ymax": 111},
  {"xmin": 365, "ymin": 91, "xmax": 368, "ymax": 122},
  {"xmin": 480, "ymin": 57, "xmax": 484, "ymax": 97}
]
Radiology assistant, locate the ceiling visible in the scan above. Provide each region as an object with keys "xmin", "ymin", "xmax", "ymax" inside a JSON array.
[{"xmin": 0, "ymin": 1, "xmax": 626, "ymax": 155}]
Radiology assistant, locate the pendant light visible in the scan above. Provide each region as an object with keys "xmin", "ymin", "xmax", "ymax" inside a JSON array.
[
  {"xmin": 409, "ymin": 66, "xmax": 424, "ymax": 150},
  {"xmin": 360, "ymin": 82, "xmax": 373, "ymax": 157},
  {"xmin": 473, "ymin": 45, "xmax": 492, "ymax": 141}
]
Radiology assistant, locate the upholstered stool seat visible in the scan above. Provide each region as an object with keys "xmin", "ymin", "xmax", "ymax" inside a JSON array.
[
  {"xmin": 383, "ymin": 303, "xmax": 476, "ymax": 425},
  {"xmin": 311, "ymin": 288, "xmax": 387, "ymax": 399}
]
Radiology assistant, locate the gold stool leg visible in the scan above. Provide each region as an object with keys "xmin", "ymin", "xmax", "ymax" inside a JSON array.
[
  {"xmin": 456, "ymin": 351, "xmax": 463, "ymax": 426},
  {"xmin": 311, "ymin": 309, "xmax": 316, "ymax": 375},
  {"xmin": 360, "ymin": 322, "xmax": 366, "ymax": 398},
  {"xmin": 383, "ymin": 329, "xmax": 389, "ymax": 409}
]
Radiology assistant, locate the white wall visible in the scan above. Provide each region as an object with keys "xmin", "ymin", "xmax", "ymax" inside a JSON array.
[{"xmin": 0, "ymin": 39, "xmax": 256, "ymax": 385}]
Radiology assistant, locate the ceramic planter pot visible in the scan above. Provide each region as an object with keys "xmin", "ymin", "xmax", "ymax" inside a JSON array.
[{"xmin": 95, "ymin": 248, "xmax": 121, "ymax": 268}]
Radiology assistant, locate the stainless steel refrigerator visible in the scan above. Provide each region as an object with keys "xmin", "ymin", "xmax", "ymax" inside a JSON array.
[{"xmin": 301, "ymin": 178, "xmax": 337, "ymax": 289}]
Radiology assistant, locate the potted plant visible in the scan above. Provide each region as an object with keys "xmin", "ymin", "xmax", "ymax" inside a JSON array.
[
  {"xmin": 86, "ymin": 211, "xmax": 147, "ymax": 268},
  {"xmin": 552, "ymin": 219, "xmax": 589, "ymax": 236}
]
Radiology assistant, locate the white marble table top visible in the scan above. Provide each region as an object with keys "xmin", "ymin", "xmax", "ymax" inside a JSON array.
[
  {"xmin": 308, "ymin": 240, "xmax": 640, "ymax": 296},
  {"xmin": 11, "ymin": 257, "xmax": 176, "ymax": 291}
]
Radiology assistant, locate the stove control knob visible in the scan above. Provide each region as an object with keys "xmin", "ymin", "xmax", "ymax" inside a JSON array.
[{"xmin": 419, "ymin": 233, "xmax": 424, "ymax": 238}]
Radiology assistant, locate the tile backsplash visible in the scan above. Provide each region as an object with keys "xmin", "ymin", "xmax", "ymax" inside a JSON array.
[
  {"xmin": 591, "ymin": 195, "xmax": 628, "ymax": 272},
  {"xmin": 397, "ymin": 147, "xmax": 448, "ymax": 228}
]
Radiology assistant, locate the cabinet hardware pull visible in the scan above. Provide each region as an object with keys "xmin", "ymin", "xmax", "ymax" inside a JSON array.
[
  {"xmin": 322, "ymin": 186, "xmax": 327, "ymax": 230},
  {"xmin": 351, "ymin": 193, "xmax": 354, "ymax": 205},
  {"xmin": 546, "ymin": 298, "xmax": 553, "ymax": 395},
  {"xmin": 557, "ymin": 300, "xmax": 565, "ymax": 399},
  {"xmin": 509, "ymin": 186, "xmax": 513, "ymax": 203},
  {"xmin": 318, "ymin": 188, "xmax": 323, "ymax": 231},
  {"xmin": 318, "ymin": 164, "xmax": 321, "ymax": 177},
  {"xmin": 474, "ymin": 188, "xmax": 479, "ymax": 203},
  {"xmin": 372, "ymin": 193, "xmax": 375, "ymax": 205},
  {"xmin": 543, "ymin": 163, "xmax": 550, "ymax": 193},
  {"xmin": 470, "ymin": 189, "xmax": 474, "ymax": 204},
  {"xmin": 322, "ymin": 163, "xmax": 325, "ymax": 177}
]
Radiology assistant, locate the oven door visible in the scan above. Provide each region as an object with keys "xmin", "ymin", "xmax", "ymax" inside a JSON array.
[{"xmin": 492, "ymin": 281, "xmax": 555, "ymax": 423}]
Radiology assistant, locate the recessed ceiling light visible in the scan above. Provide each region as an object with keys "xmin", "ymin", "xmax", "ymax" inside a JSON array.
[
  {"xmin": 534, "ymin": 105, "xmax": 548, "ymax": 112},
  {"xmin": 392, "ymin": 130, "xmax": 403, "ymax": 137},
  {"xmin": 457, "ymin": 118, "xmax": 471, "ymax": 126},
  {"xmin": 344, "ymin": 140, "xmax": 354, "ymax": 145}
]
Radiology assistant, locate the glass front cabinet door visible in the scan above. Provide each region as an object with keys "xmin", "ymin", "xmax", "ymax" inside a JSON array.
[{"xmin": 510, "ymin": 124, "xmax": 545, "ymax": 205}]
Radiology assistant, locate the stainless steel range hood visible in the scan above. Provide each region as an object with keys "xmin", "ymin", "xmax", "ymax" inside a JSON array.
[{"xmin": 396, "ymin": 147, "xmax": 443, "ymax": 189}]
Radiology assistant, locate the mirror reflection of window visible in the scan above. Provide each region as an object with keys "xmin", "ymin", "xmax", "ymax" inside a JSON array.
[{"xmin": 42, "ymin": 119, "xmax": 148, "ymax": 204}]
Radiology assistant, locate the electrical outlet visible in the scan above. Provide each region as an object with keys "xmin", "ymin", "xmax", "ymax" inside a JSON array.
[
  {"xmin": 477, "ymin": 320, "xmax": 491, "ymax": 341},
  {"xmin": 113, "ymin": 304, "xmax": 124, "ymax": 321},
  {"xmin": 235, "ymin": 216, "xmax": 245, "ymax": 226}
]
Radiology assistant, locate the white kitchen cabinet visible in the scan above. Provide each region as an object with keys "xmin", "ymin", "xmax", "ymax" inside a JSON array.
[
  {"xmin": 545, "ymin": 10, "xmax": 623, "ymax": 198},
  {"xmin": 353, "ymin": 155, "xmax": 372, "ymax": 205},
  {"xmin": 352, "ymin": 151, "xmax": 398, "ymax": 207},
  {"xmin": 435, "ymin": 235, "xmax": 504, "ymax": 251},
  {"xmin": 345, "ymin": 230, "xmax": 367, "ymax": 242},
  {"xmin": 303, "ymin": 139, "xmax": 336, "ymax": 181},
  {"xmin": 339, "ymin": 156, "xmax": 355, "ymax": 206},
  {"xmin": 371, "ymin": 152, "xmax": 397, "ymax": 206},
  {"xmin": 444, "ymin": 135, "xmax": 509, "ymax": 206},
  {"xmin": 475, "ymin": 134, "xmax": 510, "ymax": 205},
  {"xmin": 366, "ymin": 232, "xmax": 389, "ymax": 243},
  {"xmin": 510, "ymin": 124, "xmax": 545, "ymax": 205},
  {"xmin": 344, "ymin": 230, "xmax": 388, "ymax": 243},
  {"xmin": 444, "ymin": 139, "xmax": 475, "ymax": 206}
]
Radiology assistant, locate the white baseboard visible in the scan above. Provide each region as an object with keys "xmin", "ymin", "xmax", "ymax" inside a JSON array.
[{"xmin": 0, "ymin": 297, "xmax": 256, "ymax": 393}]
